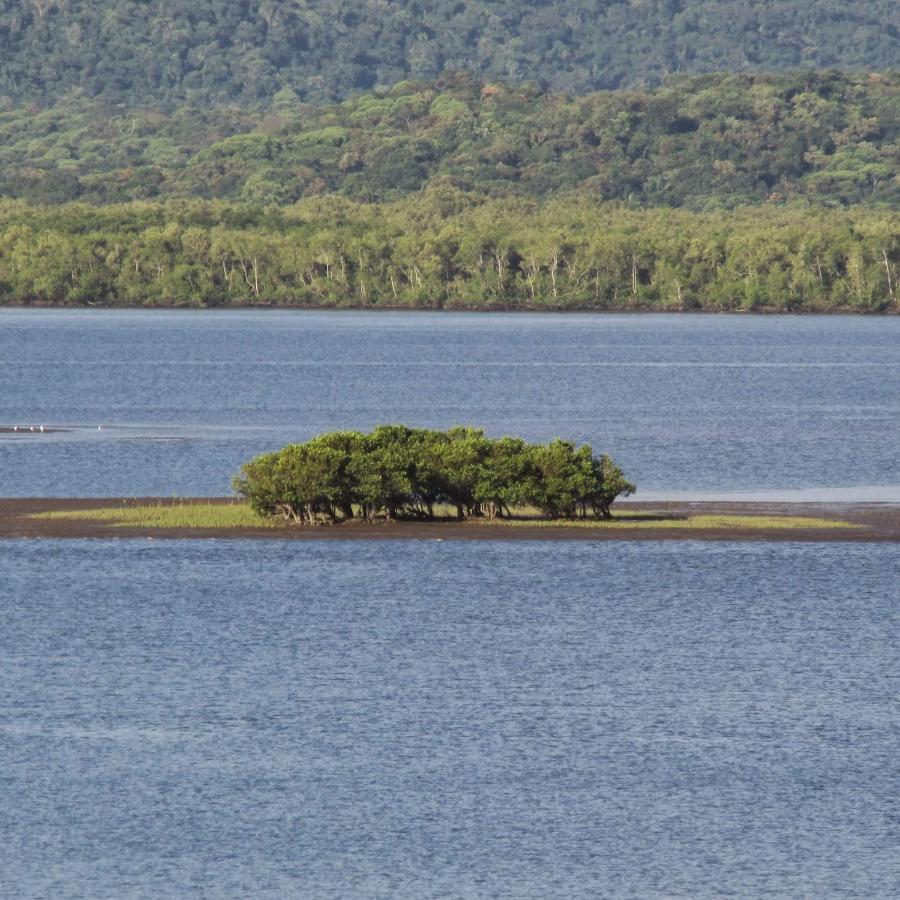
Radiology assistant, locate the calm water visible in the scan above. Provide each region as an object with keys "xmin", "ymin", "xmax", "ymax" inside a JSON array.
[
  {"xmin": 3, "ymin": 311, "xmax": 899, "ymax": 897},
  {"xmin": 1, "ymin": 309, "xmax": 898, "ymax": 498},
  {"xmin": 1, "ymin": 539, "xmax": 898, "ymax": 898}
]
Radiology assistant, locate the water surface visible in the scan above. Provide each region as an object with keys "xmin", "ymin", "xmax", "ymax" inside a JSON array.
[
  {"xmin": 1, "ymin": 310, "xmax": 897, "ymax": 498},
  {"xmin": 1, "ymin": 539, "xmax": 898, "ymax": 898}
]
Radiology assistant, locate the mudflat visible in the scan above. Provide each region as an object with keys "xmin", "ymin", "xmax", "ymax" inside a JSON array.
[{"xmin": 2, "ymin": 498, "xmax": 899, "ymax": 542}]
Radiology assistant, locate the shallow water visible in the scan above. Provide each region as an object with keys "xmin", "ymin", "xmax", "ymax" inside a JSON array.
[
  {"xmin": 1, "ymin": 539, "xmax": 899, "ymax": 898},
  {"xmin": 1, "ymin": 310, "xmax": 898, "ymax": 498}
]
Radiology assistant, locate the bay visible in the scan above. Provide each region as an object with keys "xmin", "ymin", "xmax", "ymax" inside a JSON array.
[
  {"xmin": 1, "ymin": 309, "xmax": 898, "ymax": 499},
  {"xmin": 2, "ymin": 310, "xmax": 899, "ymax": 898}
]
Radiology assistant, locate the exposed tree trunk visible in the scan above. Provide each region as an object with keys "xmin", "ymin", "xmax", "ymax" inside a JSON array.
[
  {"xmin": 239, "ymin": 258, "xmax": 259, "ymax": 297},
  {"xmin": 549, "ymin": 249, "xmax": 559, "ymax": 300},
  {"xmin": 883, "ymin": 249, "xmax": 895, "ymax": 299},
  {"xmin": 357, "ymin": 252, "xmax": 367, "ymax": 301},
  {"xmin": 526, "ymin": 255, "xmax": 538, "ymax": 300},
  {"xmin": 493, "ymin": 249, "xmax": 505, "ymax": 292}
]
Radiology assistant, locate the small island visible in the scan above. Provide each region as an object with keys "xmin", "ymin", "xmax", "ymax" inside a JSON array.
[
  {"xmin": 5, "ymin": 425, "xmax": 896, "ymax": 541},
  {"xmin": 8, "ymin": 498, "xmax": 889, "ymax": 542},
  {"xmin": 233, "ymin": 425, "xmax": 635, "ymax": 524}
]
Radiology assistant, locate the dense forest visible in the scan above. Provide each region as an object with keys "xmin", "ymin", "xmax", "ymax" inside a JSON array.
[
  {"xmin": 1, "ymin": 3, "xmax": 897, "ymax": 311},
  {"xmin": 2, "ymin": 72, "xmax": 898, "ymax": 208},
  {"xmin": 234, "ymin": 426, "xmax": 635, "ymax": 523},
  {"xmin": 2, "ymin": 1, "xmax": 897, "ymax": 106},
  {"xmin": 2, "ymin": 195, "xmax": 896, "ymax": 311}
]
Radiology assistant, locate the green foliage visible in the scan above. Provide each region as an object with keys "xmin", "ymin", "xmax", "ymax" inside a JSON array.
[
  {"xmin": 0, "ymin": 1, "xmax": 897, "ymax": 107},
  {"xmin": 2, "ymin": 72, "xmax": 899, "ymax": 208},
  {"xmin": 232, "ymin": 427, "xmax": 636, "ymax": 524},
  {"xmin": 0, "ymin": 196, "xmax": 896, "ymax": 311}
]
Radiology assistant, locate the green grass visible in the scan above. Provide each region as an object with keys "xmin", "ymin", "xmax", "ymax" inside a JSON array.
[
  {"xmin": 482, "ymin": 514, "xmax": 858, "ymax": 530},
  {"xmin": 34, "ymin": 502, "xmax": 275, "ymax": 529},
  {"xmin": 32, "ymin": 504, "xmax": 858, "ymax": 532}
]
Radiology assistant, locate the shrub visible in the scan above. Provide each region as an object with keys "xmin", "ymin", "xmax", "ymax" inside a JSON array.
[{"xmin": 233, "ymin": 426, "xmax": 635, "ymax": 523}]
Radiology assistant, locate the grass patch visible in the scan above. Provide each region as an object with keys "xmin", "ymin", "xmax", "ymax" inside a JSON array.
[
  {"xmin": 34, "ymin": 502, "xmax": 275, "ymax": 529},
  {"xmin": 484, "ymin": 514, "xmax": 858, "ymax": 530},
  {"xmin": 32, "ymin": 504, "xmax": 858, "ymax": 532}
]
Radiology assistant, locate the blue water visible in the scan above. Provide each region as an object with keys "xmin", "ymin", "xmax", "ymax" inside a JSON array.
[
  {"xmin": 1, "ymin": 539, "xmax": 898, "ymax": 898},
  {"xmin": 3, "ymin": 310, "xmax": 899, "ymax": 897},
  {"xmin": 1, "ymin": 310, "xmax": 898, "ymax": 498}
]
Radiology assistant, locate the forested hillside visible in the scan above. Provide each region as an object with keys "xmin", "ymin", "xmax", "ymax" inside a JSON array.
[
  {"xmin": 1, "ymin": 0, "xmax": 898, "ymax": 106},
  {"xmin": 2, "ymin": 72, "xmax": 898, "ymax": 208},
  {"xmin": 1, "ymin": 195, "xmax": 896, "ymax": 312},
  {"xmin": 2, "ymin": 4, "xmax": 898, "ymax": 310}
]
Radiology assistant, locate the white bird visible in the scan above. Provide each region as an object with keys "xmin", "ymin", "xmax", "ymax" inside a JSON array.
[{"xmin": 40, "ymin": 425, "xmax": 44, "ymax": 433}]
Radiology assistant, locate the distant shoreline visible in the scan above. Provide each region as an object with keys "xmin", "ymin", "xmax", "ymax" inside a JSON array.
[
  {"xmin": 3, "ymin": 499, "xmax": 899, "ymax": 542},
  {"xmin": 1, "ymin": 303, "xmax": 897, "ymax": 316}
]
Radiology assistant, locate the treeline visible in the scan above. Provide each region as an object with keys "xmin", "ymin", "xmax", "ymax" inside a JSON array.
[
  {"xmin": 233, "ymin": 426, "xmax": 635, "ymax": 524},
  {"xmin": 3, "ymin": 72, "xmax": 899, "ymax": 208},
  {"xmin": 1, "ymin": 0, "xmax": 897, "ymax": 106},
  {"xmin": 1, "ymin": 195, "xmax": 897, "ymax": 312}
]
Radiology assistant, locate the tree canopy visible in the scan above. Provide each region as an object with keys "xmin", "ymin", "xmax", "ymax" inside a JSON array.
[
  {"xmin": 2, "ymin": 72, "xmax": 898, "ymax": 209},
  {"xmin": 0, "ymin": 1, "xmax": 897, "ymax": 107},
  {"xmin": 0, "ymin": 195, "xmax": 895, "ymax": 312},
  {"xmin": 233, "ymin": 426, "xmax": 636, "ymax": 524}
]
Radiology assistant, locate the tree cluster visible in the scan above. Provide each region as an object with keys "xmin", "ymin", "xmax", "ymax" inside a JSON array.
[
  {"xmin": 2, "ymin": 72, "xmax": 898, "ymax": 209},
  {"xmin": 0, "ymin": 0, "xmax": 897, "ymax": 107},
  {"xmin": 232, "ymin": 426, "xmax": 635, "ymax": 524},
  {"xmin": 1, "ymin": 195, "xmax": 896, "ymax": 312}
]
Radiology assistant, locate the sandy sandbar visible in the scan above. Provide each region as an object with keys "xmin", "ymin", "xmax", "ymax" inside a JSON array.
[{"xmin": 1, "ymin": 498, "xmax": 899, "ymax": 542}]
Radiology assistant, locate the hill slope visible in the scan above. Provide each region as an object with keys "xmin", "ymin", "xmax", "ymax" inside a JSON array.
[
  {"xmin": 2, "ymin": 72, "xmax": 898, "ymax": 208},
  {"xmin": 1, "ymin": 0, "xmax": 898, "ymax": 105}
]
